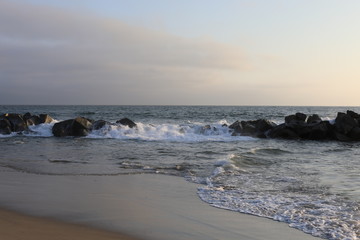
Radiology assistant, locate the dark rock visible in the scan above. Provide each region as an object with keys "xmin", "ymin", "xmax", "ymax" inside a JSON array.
[
  {"xmin": 39, "ymin": 114, "xmax": 54, "ymax": 124},
  {"xmin": 349, "ymin": 127, "xmax": 360, "ymax": 141},
  {"xmin": 307, "ymin": 114, "xmax": 322, "ymax": 124},
  {"xmin": 267, "ymin": 124, "xmax": 300, "ymax": 140},
  {"xmin": 286, "ymin": 123, "xmax": 311, "ymax": 139},
  {"xmin": 0, "ymin": 117, "xmax": 12, "ymax": 135},
  {"xmin": 239, "ymin": 120, "xmax": 257, "ymax": 136},
  {"xmin": 23, "ymin": 112, "xmax": 32, "ymax": 120},
  {"xmin": 52, "ymin": 117, "xmax": 93, "ymax": 137},
  {"xmin": 255, "ymin": 119, "xmax": 277, "ymax": 133},
  {"xmin": 52, "ymin": 119, "xmax": 73, "ymax": 137},
  {"xmin": 307, "ymin": 121, "xmax": 334, "ymax": 140},
  {"xmin": 229, "ymin": 121, "xmax": 242, "ymax": 135},
  {"xmin": 241, "ymin": 119, "xmax": 276, "ymax": 138},
  {"xmin": 284, "ymin": 115, "xmax": 296, "ymax": 124},
  {"xmin": 92, "ymin": 120, "xmax": 110, "ymax": 130},
  {"xmin": 346, "ymin": 110, "xmax": 360, "ymax": 120},
  {"xmin": 229, "ymin": 119, "xmax": 276, "ymax": 138},
  {"xmin": 295, "ymin": 112, "xmax": 307, "ymax": 122},
  {"xmin": 335, "ymin": 112, "xmax": 357, "ymax": 135},
  {"xmin": 334, "ymin": 131, "xmax": 353, "ymax": 142},
  {"xmin": 26, "ymin": 115, "xmax": 41, "ymax": 126},
  {"xmin": 276, "ymin": 117, "xmax": 333, "ymax": 140},
  {"xmin": 285, "ymin": 112, "xmax": 307, "ymax": 124},
  {"xmin": 22, "ymin": 112, "xmax": 41, "ymax": 126},
  {"xmin": 4, "ymin": 113, "xmax": 28, "ymax": 132},
  {"xmin": 116, "ymin": 118, "xmax": 136, "ymax": 128}
]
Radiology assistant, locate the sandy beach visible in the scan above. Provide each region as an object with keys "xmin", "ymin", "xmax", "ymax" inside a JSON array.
[
  {"xmin": 0, "ymin": 169, "xmax": 321, "ymax": 240},
  {"xmin": 0, "ymin": 208, "xmax": 140, "ymax": 240}
]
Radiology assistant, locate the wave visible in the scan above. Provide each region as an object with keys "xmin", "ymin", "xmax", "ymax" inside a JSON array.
[
  {"xmin": 88, "ymin": 122, "xmax": 256, "ymax": 142},
  {"xmin": 198, "ymin": 154, "xmax": 360, "ymax": 240},
  {"xmin": 0, "ymin": 121, "xmax": 256, "ymax": 142}
]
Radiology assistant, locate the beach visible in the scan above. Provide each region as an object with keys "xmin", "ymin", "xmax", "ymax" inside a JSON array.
[
  {"xmin": 1, "ymin": 105, "xmax": 359, "ymax": 239},
  {"xmin": 0, "ymin": 169, "xmax": 321, "ymax": 240},
  {"xmin": 0, "ymin": 208, "xmax": 139, "ymax": 240}
]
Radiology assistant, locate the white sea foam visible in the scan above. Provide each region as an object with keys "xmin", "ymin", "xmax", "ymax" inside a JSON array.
[
  {"xmin": 198, "ymin": 154, "xmax": 360, "ymax": 240},
  {"xmin": 26, "ymin": 123, "xmax": 56, "ymax": 137},
  {"xmin": 0, "ymin": 132, "xmax": 17, "ymax": 138},
  {"xmin": 88, "ymin": 122, "xmax": 255, "ymax": 142}
]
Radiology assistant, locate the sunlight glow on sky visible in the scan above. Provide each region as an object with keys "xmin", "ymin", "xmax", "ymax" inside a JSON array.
[{"xmin": 1, "ymin": 0, "xmax": 360, "ymax": 105}]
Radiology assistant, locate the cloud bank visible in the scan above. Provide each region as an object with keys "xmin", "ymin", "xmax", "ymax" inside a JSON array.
[{"xmin": 0, "ymin": 1, "xmax": 249, "ymax": 105}]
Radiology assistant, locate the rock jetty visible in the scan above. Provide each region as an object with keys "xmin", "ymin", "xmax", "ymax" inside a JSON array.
[
  {"xmin": 229, "ymin": 110, "xmax": 360, "ymax": 141},
  {"xmin": 0, "ymin": 113, "xmax": 53, "ymax": 135},
  {"xmin": 1, "ymin": 110, "xmax": 360, "ymax": 142}
]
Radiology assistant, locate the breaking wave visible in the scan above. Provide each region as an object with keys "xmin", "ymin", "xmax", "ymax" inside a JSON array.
[
  {"xmin": 198, "ymin": 154, "xmax": 360, "ymax": 240},
  {"xmin": 1, "ymin": 120, "xmax": 255, "ymax": 142}
]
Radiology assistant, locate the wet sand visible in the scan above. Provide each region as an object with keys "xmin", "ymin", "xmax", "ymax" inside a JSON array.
[
  {"xmin": 0, "ymin": 208, "xmax": 140, "ymax": 240},
  {"xmin": 0, "ymin": 170, "xmax": 321, "ymax": 240}
]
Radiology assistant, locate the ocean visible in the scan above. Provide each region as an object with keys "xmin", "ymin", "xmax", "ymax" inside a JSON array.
[{"xmin": 0, "ymin": 105, "xmax": 359, "ymax": 240}]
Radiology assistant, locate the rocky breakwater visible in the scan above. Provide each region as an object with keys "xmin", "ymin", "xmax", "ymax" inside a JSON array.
[
  {"xmin": 52, "ymin": 117, "xmax": 137, "ymax": 137},
  {"xmin": 2, "ymin": 110, "xmax": 360, "ymax": 142},
  {"xmin": 229, "ymin": 110, "xmax": 360, "ymax": 141},
  {"xmin": 0, "ymin": 113, "xmax": 53, "ymax": 135}
]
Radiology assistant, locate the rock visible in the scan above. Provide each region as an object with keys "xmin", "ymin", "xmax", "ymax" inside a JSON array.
[
  {"xmin": 284, "ymin": 115, "xmax": 296, "ymax": 124},
  {"xmin": 239, "ymin": 120, "xmax": 257, "ymax": 136},
  {"xmin": 346, "ymin": 110, "xmax": 360, "ymax": 120},
  {"xmin": 332, "ymin": 111, "xmax": 360, "ymax": 141},
  {"xmin": 92, "ymin": 120, "xmax": 110, "ymax": 130},
  {"xmin": 334, "ymin": 131, "xmax": 353, "ymax": 142},
  {"xmin": 295, "ymin": 112, "xmax": 307, "ymax": 122},
  {"xmin": 4, "ymin": 113, "xmax": 28, "ymax": 132},
  {"xmin": 335, "ymin": 112, "xmax": 357, "ymax": 135},
  {"xmin": 52, "ymin": 117, "xmax": 93, "ymax": 137},
  {"xmin": 229, "ymin": 119, "xmax": 276, "ymax": 138},
  {"xmin": 348, "ymin": 127, "xmax": 360, "ymax": 141},
  {"xmin": 307, "ymin": 114, "xmax": 322, "ymax": 124},
  {"xmin": 23, "ymin": 112, "xmax": 32, "ymax": 120},
  {"xmin": 116, "ymin": 118, "xmax": 136, "ymax": 128},
  {"xmin": 277, "ymin": 112, "xmax": 333, "ymax": 140},
  {"xmin": 274, "ymin": 116, "xmax": 333, "ymax": 140},
  {"xmin": 255, "ymin": 119, "xmax": 277, "ymax": 133},
  {"xmin": 267, "ymin": 124, "xmax": 300, "ymax": 140},
  {"xmin": 229, "ymin": 121, "xmax": 242, "ymax": 135},
  {"xmin": 26, "ymin": 115, "xmax": 41, "ymax": 126},
  {"xmin": 52, "ymin": 119, "xmax": 73, "ymax": 137},
  {"xmin": 306, "ymin": 121, "xmax": 334, "ymax": 140},
  {"xmin": 22, "ymin": 112, "xmax": 40, "ymax": 126},
  {"xmin": 285, "ymin": 112, "xmax": 307, "ymax": 124},
  {"xmin": 0, "ymin": 117, "xmax": 12, "ymax": 135},
  {"xmin": 22, "ymin": 113, "xmax": 52, "ymax": 125},
  {"xmin": 39, "ymin": 114, "xmax": 54, "ymax": 124}
]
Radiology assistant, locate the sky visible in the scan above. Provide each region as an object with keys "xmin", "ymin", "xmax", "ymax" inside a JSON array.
[{"xmin": 1, "ymin": 0, "xmax": 360, "ymax": 105}]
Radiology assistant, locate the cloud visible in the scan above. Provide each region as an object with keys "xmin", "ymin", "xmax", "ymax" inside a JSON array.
[{"xmin": 0, "ymin": 1, "xmax": 250, "ymax": 104}]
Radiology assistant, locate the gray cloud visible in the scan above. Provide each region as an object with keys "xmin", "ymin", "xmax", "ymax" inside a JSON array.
[{"xmin": 0, "ymin": 1, "xmax": 250, "ymax": 104}]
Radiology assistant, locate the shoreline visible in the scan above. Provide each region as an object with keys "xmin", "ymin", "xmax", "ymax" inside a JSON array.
[{"xmin": 0, "ymin": 170, "xmax": 321, "ymax": 240}]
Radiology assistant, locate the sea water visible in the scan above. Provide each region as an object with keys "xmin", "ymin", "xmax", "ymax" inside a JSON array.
[{"xmin": 0, "ymin": 105, "xmax": 359, "ymax": 239}]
